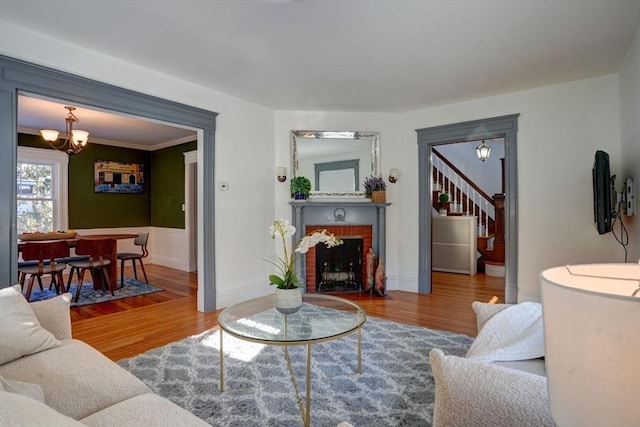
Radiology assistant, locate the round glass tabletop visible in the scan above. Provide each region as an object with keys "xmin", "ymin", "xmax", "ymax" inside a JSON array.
[{"xmin": 218, "ymin": 293, "xmax": 367, "ymax": 345}]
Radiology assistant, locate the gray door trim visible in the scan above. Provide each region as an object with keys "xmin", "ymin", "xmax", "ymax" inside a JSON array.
[
  {"xmin": 416, "ymin": 114, "xmax": 519, "ymax": 303},
  {"xmin": 0, "ymin": 55, "xmax": 218, "ymax": 311}
]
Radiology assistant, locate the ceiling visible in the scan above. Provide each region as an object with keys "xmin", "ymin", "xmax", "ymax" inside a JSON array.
[
  {"xmin": 3, "ymin": 0, "xmax": 639, "ymax": 144},
  {"xmin": 18, "ymin": 95, "xmax": 197, "ymax": 150}
]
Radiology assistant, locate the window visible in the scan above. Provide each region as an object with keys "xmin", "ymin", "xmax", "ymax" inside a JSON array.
[{"xmin": 17, "ymin": 147, "xmax": 68, "ymax": 234}]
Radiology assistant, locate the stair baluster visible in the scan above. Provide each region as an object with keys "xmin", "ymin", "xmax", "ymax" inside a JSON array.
[{"xmin": 431, "ymin": 148, "xmax": 506, "ymax": 272}]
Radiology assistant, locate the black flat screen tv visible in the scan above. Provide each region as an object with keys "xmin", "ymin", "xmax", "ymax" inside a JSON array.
[{"xmin": 592, "ymin": 150, "xmax": 613, "ymax": 234}]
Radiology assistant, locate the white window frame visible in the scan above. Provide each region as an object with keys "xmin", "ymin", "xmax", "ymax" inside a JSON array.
[{"xmin": 17, "ymin": 147, "xmax": 69, "ymax": 232}]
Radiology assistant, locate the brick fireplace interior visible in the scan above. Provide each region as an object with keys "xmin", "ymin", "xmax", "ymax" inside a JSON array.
[
  {"xmin": 305, "ymin": 225, "xmax": 373, "ymax": 293},
  {"xmin": 315, "ymin": 238, "xmax": 363, "ymax": 292}
]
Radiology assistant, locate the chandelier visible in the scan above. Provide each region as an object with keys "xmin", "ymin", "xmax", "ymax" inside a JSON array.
[
  {"xmin": 476, "ymin": 139, "xmax": 491, "ymax": 162},
  {"xmin": 40, "ymin": 106, "xmax": 89, "ymax": 155}
]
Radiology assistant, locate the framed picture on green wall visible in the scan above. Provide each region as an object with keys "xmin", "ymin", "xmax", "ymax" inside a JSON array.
[{"xmin": 94, "ymin": 160, "xmax": 144, "ymax": 194}]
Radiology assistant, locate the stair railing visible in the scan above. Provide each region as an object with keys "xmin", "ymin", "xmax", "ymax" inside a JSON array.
[{"xmin": 431, "ymin": 149, "xmax": 495, "ymax": 236}]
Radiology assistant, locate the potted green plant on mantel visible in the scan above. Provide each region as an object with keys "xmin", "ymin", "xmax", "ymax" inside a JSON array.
[
  {"xmin": 290, "ymin": 176, "xmax": 311, "ymax": 200},
  {"xmin": 364, "ymin": 175, "xmax": 387, "ymax": 203},
  {"xmin": 268, "ymin": 219, "xmax": 342, "ymax": 313}
]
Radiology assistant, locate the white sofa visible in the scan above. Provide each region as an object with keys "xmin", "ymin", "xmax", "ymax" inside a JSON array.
[
  {"xmin": 429, "ymin": 301, "xmax": 555, "ymax": 427},
  {"xmin": 0, "ymin": 285, "xmax": 210, "ymax": 426}
]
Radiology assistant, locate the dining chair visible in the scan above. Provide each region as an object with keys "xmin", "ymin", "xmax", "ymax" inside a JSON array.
[
  {"xmin": 61, "ymin": 254, "xmax": 90, "ymax": 290},
  {"xmin": 66, "ymin": 238, "xmax": 115, "ymax": 302},
  {"xmin": 18, "ymin": 241, "xmax": 70, "ymax": 301},
  {"xmin": 117, "ymin": 232, "xmax": 149, "ymax": 286}
]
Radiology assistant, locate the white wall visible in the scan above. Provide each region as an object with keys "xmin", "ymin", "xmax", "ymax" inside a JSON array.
[
  {"xmin": 3, "ymin": 20, "xmax": 634, "ymax": 309},
  {"xmin": 277, "ymin": 76, "xmax": 624, "ymax": 303},
  {"xmin": 399, "ymin": 75, "xmax": 623, "ymax": 302},
  {"xmin": 619, "ymin": 26, "xmax": 640, "ymax": 262},
  {"xmin": 0, "ymin": 21, "xmax": 276, "ymax": 308}
]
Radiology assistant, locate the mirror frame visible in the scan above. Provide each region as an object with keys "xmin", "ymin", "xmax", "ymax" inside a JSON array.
[{"xmin": 290, "ymin": 130, "xmax": 380, "ymax": 198}]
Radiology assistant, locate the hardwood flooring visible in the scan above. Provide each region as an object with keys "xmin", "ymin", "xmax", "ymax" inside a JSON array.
[{"xmin": 70, "ymin": 264, "xmax": 504, "ymax": 361}]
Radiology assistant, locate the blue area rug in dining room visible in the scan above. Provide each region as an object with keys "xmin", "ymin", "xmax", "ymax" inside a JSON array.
[{"xmin": 24, "ymin": 277, "xmax": 164, "ymax": 306}]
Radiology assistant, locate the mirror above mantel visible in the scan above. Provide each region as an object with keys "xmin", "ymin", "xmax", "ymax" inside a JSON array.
[{"xmin": 291, "ymin": 130, "xmax": 379, "ymax": 198}]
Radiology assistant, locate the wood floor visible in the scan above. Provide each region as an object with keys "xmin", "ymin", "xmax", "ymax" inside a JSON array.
[{"xmin": 70, "ymin": 264, "xmax": 505, "ymax": 361}]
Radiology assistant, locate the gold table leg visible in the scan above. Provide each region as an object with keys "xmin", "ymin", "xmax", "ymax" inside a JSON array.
[
  {"xmin": 219, "ymin": 329, "xmax": 224, "ymax": 392},
  {"xmin": 305, "ymin": 343, "xmax": 311, "ymax": 427},
  {"xmin": 357, "ymin": 328, "xmax": 362, "ymax": 374},
  {"xmin": 218, "ymin": 322, "xmax": 363, "ymax": 425}
]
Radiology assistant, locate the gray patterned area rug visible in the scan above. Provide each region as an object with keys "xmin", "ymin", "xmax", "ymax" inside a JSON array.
[{"xmin": 118, "ymin": 314, "xmax": 473, "ymax": 427}]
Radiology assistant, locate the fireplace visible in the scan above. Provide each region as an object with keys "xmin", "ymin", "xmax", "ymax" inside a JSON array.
[
  {"xmin": 306, "ymin": 228, "xmax": 371, "ymax": 292},
  {"xmin": 290, "ymin": 200, "xmax": 390, "ymax": 293},
  {"xmin": 315, "ymin": 238, "xmax": 363, "ymax": 292}
]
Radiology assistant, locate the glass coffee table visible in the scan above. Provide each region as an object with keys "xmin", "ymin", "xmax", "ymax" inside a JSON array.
[{"xmin": 217, "ymin": 293, "xmax": 367, "ymax": 426}]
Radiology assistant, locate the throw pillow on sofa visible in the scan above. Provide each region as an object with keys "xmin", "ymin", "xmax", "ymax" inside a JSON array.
[
  {"xmin": 471, "ymin": 300, "xmax": 512, "ymax": 332},
  {"xmin": 30, "ymin": 292, "xmax": 73, "ymax": 340},
  {"xmin": 466, "ymin": 301, "xmax": 544, "ymax": 362},
  {"xmin": 0, "ymin": 284, "xmax": 61, "ymax": 365}
]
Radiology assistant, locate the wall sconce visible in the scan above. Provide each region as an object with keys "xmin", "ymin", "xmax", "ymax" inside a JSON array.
[
  {"xmin": 389, "ymin": 168, "xmax": 399, "ymax": 183},
  {"xmin": 277, "ymin": 167, "xmax": 287, "ymax": 183}
]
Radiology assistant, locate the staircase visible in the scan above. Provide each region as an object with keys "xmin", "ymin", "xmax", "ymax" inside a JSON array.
[{"xmin": 431, "ymin": 148, "xmax": 505, "ymax": 275}]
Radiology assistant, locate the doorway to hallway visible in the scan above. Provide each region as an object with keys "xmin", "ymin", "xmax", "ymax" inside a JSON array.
[{"xmin": 416, "ymin": 114, "xmax": 520, "ymax": 303}]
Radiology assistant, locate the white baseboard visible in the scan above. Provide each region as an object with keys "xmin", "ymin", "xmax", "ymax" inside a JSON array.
[
  {"xmin": 148, "ymin": 227, "xmax": 191, "ymax": 272},
  {"xmin": 392, "ymin": 275, "xmax": 419, "ymax": 293},
  {"xmin": 384, "ymin": 276, "xmax": 400, "ymax": 291},
  {"xmin": 516, "ymin": 288, "xmax": 542, "ymax": 303},
  {"xmin": 216, "ymin": 281, "xmax": 272, "ymax": 309},
  {"xmin": 150, "ymin": 254, "xmax": 190, "ymax": 272}
]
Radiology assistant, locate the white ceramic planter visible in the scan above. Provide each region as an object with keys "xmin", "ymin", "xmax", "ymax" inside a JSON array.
[{"xmin": 273, "ymin": 288, "xmax": 302, "ymax": 314}]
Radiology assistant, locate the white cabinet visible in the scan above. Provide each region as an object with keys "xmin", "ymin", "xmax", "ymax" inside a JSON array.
[{"xmin": 432, "ymin": 216, "xmax": 477, "ymax": 275}]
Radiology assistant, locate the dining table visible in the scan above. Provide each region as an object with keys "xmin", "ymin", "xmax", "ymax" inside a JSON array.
[{"xmin": 18, "ymin": 233, "xmax": 138, "ymax": 292}]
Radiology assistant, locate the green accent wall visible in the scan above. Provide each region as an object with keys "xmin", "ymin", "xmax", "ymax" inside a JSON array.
[
  {"xmin": 68, "ymin": 143, "xmax": 150, "ymax": 228},
  {"xmin": 18, "ymin": 133, "xmax": 52, "ymax": 150},
  {"xmin": 151, "ymin": 141, "xmax": 197, "ymax": 228},
  {"xmin": 18, "ymin": 134, "xmax": 195, "ymax": 230}
]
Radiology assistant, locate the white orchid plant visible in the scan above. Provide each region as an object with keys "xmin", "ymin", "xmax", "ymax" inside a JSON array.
[{"xmin": 268, "ymin": 219, "xmax": 343, "ymax": 289}]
